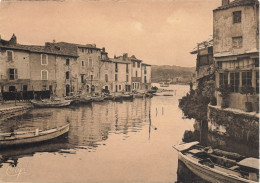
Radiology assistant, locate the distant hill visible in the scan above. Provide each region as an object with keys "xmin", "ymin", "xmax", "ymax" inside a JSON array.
[{"xmin": 151, "ymin": 65, "xmax": 195, "ymax": 84}]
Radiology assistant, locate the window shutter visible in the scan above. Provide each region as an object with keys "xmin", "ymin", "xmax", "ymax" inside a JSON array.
[{"xmin": 15, "ymin": 69, "xmax": 18, "ymax": 79}]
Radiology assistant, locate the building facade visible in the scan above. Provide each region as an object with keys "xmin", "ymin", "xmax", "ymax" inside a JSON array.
[{"xmin": 213, "ymin": 0, "xmax": 259, "ymax": 111}]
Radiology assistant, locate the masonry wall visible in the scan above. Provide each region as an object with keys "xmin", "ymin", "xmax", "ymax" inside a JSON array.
[
  {"xmin": 213, "ymin": 5, "xmax": 259, "ymax": 55},
  {"xmin": 208, "ymin": 105, "xmax": 259, "ymax": 147}
]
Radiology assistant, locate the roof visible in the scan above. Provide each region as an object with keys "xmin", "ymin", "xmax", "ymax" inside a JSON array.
[
  {"xmin": 130, "ymin": 55, "xmax": 142, "ymax": 62},
  {"xmin": 214, "ymin": 0, "xmax": 258, "ymax": 11},
  {"xmin": 109, "ymin": 58, "xmax": 131, "ymax": 64},
  {"xmin": 57, "ymin": 42, "xmax": 101, "ymax": 50},
  {"xmin": 190, "ymin": 39, "xmax": 213, "ymax": 54},
  {"xmin": 142, "ymin": 63, "xmax": 151, "ymax": 66}
]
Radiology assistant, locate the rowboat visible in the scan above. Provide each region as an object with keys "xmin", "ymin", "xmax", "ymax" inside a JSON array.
[
  {"xmin": 173, "ymin": 141, "xmax": 259, "ymax": 183},
  {"xmin": 0, "ymin": 123, "xmax": 70, "ymax": 147},
  {"xmin": 91, "ymin": 96, "xmax": 104, "ymax": 102},
  {"xmin": 122, "ymin": 93, "xmax": 134, "ymax": 100},
  {"xmin": 159, "ymin": 82, "xmax": 170, "ymax": 87},
  {"xmin": 31, "ymin": 99, "xmax": 72, "ymax": 108},
  {"xmin": 154, "ymin": 91, "xmax": 173, "ymax": 96}
]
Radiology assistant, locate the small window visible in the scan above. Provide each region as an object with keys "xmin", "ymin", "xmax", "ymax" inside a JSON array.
[
  {"xmin": 126, "ymin": 75, "xmax": 129, "ymax": 82},
  {"xmin": 66, "ymin": 58, "xmax": 70, "ymax": 66},
  {"xmin": 81, "ymin": 74, "xmax": 85, "ymax": 83},
  {"xmin": 105, "ymin": 62, "xmax": 108, "ymax": 70},
  {"xmin": 126, "ymin": 64, "xmax": 129, "ymax": 73},
  {"xmin": 115, "ymin": 63, "xmax": 118, "ymax": 72},
  {"xmin": 7, "ymin": 51, "xmax": 13, "ymax": 62},
  {"xmin": 23, "ymin": 85, "xmax": 28, "ymax": 91},
  {"xmin": 119, "ymin": 85, "xmax": 121, "ymax": 90},
  {"xmin": 90, "ymin": 75, "xmax": 93, "ymax": 81},
  {"xmin": 233, "ymin": 11, "xmax": 241, "ymax": 24},
  {"xmin": 9, "ymin": 86, "xmax": 16, "ymax": 92},
  {"xmin": 105, "ymin": 74, "xmax": 108, "ymax": 82},
  {"xmin": 41, "ymin": 54, "xmax": 48, "ymax": 65},
  {"xmin": 82, "ymin": 61, "xmax": 85, "ymax": 67},
  {"xmin": 136, "ymin": 71, "xmax": 138, "ymax": 77},
  {"xmin": 133, "ymin": 62, "xmax": 136, "ymax": 67},
  {"xmin": 9, "ymin": 68, "xmax": 17, "ymax": 80},
  {"xmin": 218, "ymin": 62, "xmax": 222, "ymax": 69},
  {"xmin": 41, "ymin": 70, "xmax": 48, "ymax": 80},
  {"xmin": 115, "ymin": 74, "xmax": 118, "ymax": 82},
  {"xmin": 144, "ymin": 76, "xmax": 147, "ymax": 83},
  {"xmin": 66, "ymin": 71, "xmax": 70, "ymax": 79},
  {"xmin": 137, "ymin": 62, "xmax": 140, "ymax": 68},
  {"xmin": 81, "ymin": 48, "xmax": 84, "ymax": 53},
  {"xmin": 254, "ymin": 58, "xmax": 259, "ymax": 67},
  {"xmin": 232, "ymin": 36, "xmax": 242, "ymax": 49},
  {"xmin": 42, "ymin": 85, "xmax": 47, "ymax": 91}
]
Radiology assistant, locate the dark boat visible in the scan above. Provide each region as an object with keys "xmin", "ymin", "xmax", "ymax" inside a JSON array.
[
  {"xmin": 31, "ymin": 98, "xmax": 71, "ymax": 108},
  {"xmin": 173, "ymin": 141, "xmax": 259, "ymax": 183}
]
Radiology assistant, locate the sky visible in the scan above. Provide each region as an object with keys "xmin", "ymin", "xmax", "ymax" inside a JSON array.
[{"xmin": 0, "ymin": 0, "xmax": 220, "ymax": 67}]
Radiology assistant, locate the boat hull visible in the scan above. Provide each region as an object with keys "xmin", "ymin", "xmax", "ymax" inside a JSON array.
[
  {"xmin": 0, "ymin": 124, "xmax": 70, "ymax": 147},
  {"xmin": 178, "ymin": 152, "xmax": 256, "ymax": 183},
  {"xmin": 31, "ymin": 100, "xmax": 71, "ymax": 108}
]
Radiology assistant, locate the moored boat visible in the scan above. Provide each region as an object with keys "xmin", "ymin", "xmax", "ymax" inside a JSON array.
[
  {"xmin": 173, "ymin": 141, "xmax": 259, "ymax": 183},
  {"xmin": 31, "ymin": 98, "xmax": 72, "ymax": 108},
  {"xmin": 0, "ymin": 123, "xmax": 70, "ymax": 147},
  {"xmin": 159, "ymin": 82, "xmax": 170, "ymax": 87},
  {"xmin": 91, "ymin": 96, "xmax": 104, "ymax": 102},
  {"xmin": 122, "ymin": 93, "xmax": 134, "ymax": 100}
]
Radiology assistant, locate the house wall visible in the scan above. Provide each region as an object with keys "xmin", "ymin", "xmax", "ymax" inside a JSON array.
[
  {"xmin": 0, "ymin": 49, "xmax": 30, "ymax": 92},
  {"xmin": 99, "ymin": 61, "xmax": 114, "ymax": 92},
  {"xmin": 213, "ymin": 4, "xmax": 259, "ymax": 55}
]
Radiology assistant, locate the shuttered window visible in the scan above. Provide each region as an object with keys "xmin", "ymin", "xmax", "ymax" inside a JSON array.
[
  {"xmin": 41, "ymin": 54, "xmax": 48, "ymax": 65},
  {"xmin": 242, "ymin": 71, "xmax": 252, "ymax": 86},
  {"xmin": 7, "ymin": 51, "xmax": 13, "ymax": 61},
  {"xmin": 9, "ymin": 68, "xmax": 18, "ymax": 80},
  {"xmin": 230, "ymin": 72, "xmax": 239, "ymax": 92},
  {"xmin": 41, "ymin": 70, "xmax": 48, "ymax": 80}
]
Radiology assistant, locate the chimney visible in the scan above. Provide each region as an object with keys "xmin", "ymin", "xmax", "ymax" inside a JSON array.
[
  {"xmin": 222, "ymin": 0, "xmax": 230, "ymax": 6},
  {"xmin": 53, "ymin": 39, "xmax": 56, "ymax": 43},
  {"xmin": 102, "ymin": 47, "xmax": 105, "ymax": 52},
  {"xmin": 9, "ymin": 34, "xmax": 17, "ymax": 45},
  {"xmin": 123, "ymin": 53, "xmax": 128, "ymax": 60},
  {"xmin": 114, "ymin": 54, "xmax": 116, "ymax": 59}
]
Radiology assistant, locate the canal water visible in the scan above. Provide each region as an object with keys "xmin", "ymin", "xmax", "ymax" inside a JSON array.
[{"xmin": 0, "ymin": 84, "xmax": 195, "ymax": 183}]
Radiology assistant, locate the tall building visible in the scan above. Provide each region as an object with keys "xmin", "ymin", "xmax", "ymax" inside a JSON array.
[{"xmin": 213, "ymin": 0, "xmax": 259, "ymax": 111}]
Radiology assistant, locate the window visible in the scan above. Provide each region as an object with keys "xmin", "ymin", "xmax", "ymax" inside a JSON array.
[
  {"xmin": 82, "ymin": 61, "xmax": 85, "ymax": 67},
  {"xmin": 136, "ymin": 71, "xmax": 138, "ymax": 77},
  {"xmin": 81, "ymin": 74, "xmax": 85, "ymax": 83},
  {"xmin": 254, "ymin": 58, "xmax": 259, "ymax": 67},
  {"xmin": 115, "ymin": 63, "xmax": 118, "ymax": 72},
  {"xmin": 66, "ymin": 71, "xmax": 70, "ymax": 79},
  {"xmin": 41, "ymin": 54, "xmax": 48, "ymax": 65},
  {"xmin": 242, "ymin": 71, "xmax": 252, "ymax": 86},
  {"xmin": 137, "ymin": 62, "xmax": 140, "ymax": 68},
  {"xmin": 133, "ymin": 62, "xmax": 136, "ymax": 67},
  {"xmin": 218, "ymin": 62, "xmax": 222, "ymax": 69},
  {"xmin": 89, "ymin": 58, "xmax": 93, "ymax": 67},
  {"xmin": 49, "ymin": 85, "xmax": 53, "ymax": 93},
  {"xmin": 144, "ymin": 65, "xmax": 147, "ymax": 74},
  {"xmin": 115, "ymin": 74, "xmax": 118, "ymax": 82},
  {"xmin": 144, "ymin": 76, "xmax": 147, "ymax": 83},
  {"xmin": 230, "ymin": 72, "xmax": 239, "ymax": 92},
  {"xmin": 9, "ymin": 68, "xmax": 17, "ymax": 80},
  {"xmin": 233, "ymin": 11, "xmax": 241, "ymax": 24},
  {"xmin": 9, "ymin": 86, "xmax": 16, "ymax": 92},
  {"xmin": 126, "ymin": 64, "xmax": 129, "ymax": 73},
  {"xmin": 105, "ymin": 74, "xmax": 108, "ymax": 82},
  {"xmin": 66, "ymin": 58, "xmax": 70, "ymax": 66},
  {"xmin": 23, "ymin": 85, "xmax": 28, "ymax": 91},
  {"xmin": 119, "ymin": 85, "xmax": 121, "ymax": 90},
  {"xmin": 256, "ymin": 71, "xmax": 259, "ymax": 93},
  {"xmin": 219, "ymin": 72, "xmax": 228, "ymax": 86},
  {"xmin": 41, "ymin": 70, "xmax": 48, "ymax": 80},
  {"xmin": 232, "ymin": 36, "xmax": 242, "ymax": 49},
  {"xmin": 90, "ymin": 75, "xmax": 93, "ymax": 81},
  {"xmin": 42, "ymin": 85, "xmax": 47, "ymax": 91},
  {"xmin": 81, "ymin": 48, "xmax": 84, "ymax": 53},
  {"xmin": 126, "ymin": 75, "xmax": 129, "ymax": 82},
  {"xmin": 7, "ymin": 51, "xmax": 13, "ymax": 62}
]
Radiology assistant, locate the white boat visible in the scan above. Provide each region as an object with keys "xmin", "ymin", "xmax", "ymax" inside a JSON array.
[
  {"xmin": 31, "ymin": 98, "xmax": 71, "ymax": 108},
  {"xmin": 160, "ymin": 82, "xmax": 170, "ymax": 87},
  {"xmin": 154, "ymin": 90, "xmax": 173, "ymax": 96},
  {"xmin": 0, "ymin": 123, "xmax": 70, "ymax": 146},
  {"xmin": 173, "ymin": 141, "xmax": 259, "ymax": 183}
]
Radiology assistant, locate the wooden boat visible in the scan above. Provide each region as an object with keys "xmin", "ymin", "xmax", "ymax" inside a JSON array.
[
  {"xmin": 159, "ymin": 82, "xmax": 170, "ymax": 87},
  {"xmin": 154, "ymin": 91, "xmax": 173, "ymax": 96},
  {"xmin": 173, "ymin": 141, "xmax": 259, "ymax": 183},
  {"xmin": 0, "ymin": 123, "xmax": 70, "ymax": 147},
  {"xmin": 31, "ymin": 98, "xmax": 71, "ymax": 108},
  {"xmin": 122, "ymin": 93, "xmax": 134, "ymax": 100},
  {"xmin": 91, "ymin": 96, "xmax": 104, "ymax": 102},
  {"xmin": 133, "ymin": 93, "xmax": 145, "ymax": 98}
]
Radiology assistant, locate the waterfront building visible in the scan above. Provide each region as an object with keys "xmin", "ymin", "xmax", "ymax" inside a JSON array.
[
  {"xmin": 190, "ymin": 39, "xmax": 214, "ymax": 88},
  {"xmin": 130, "ymin": 55, "xmax": 142, "ymax": 91},
  {"xmin": 0, "ymin": 35, "xmax": 78, "ymax": 98},
  {"xmin": 213, "ymin": 0, "xmax": 259, "ymax": 111},
  {"xmin": 141, "ymin": 63, "xmax": 152, "ymax": 90},
  {"xmin": 110, "ymin": 53, "xmax": 132, "ymax": 93}
]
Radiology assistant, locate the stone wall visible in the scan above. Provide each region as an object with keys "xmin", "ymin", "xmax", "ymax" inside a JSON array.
[{"xmin": 207, "ymin": 105, "xmax": 259, "ymax": 147}]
